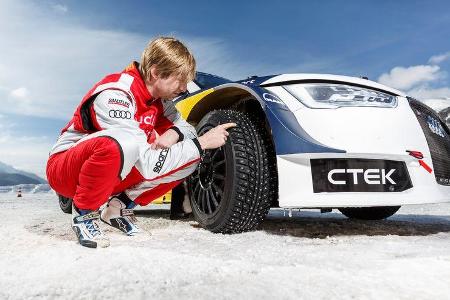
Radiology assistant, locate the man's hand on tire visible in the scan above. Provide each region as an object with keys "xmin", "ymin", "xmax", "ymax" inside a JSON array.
[{"xmin": 198, "ymin": 123, "xmax": 237, "ymax": 150}]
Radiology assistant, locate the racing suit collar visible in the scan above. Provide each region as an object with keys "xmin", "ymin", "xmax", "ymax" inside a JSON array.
[{"xmin": 123, "ymin": 61, "xmax": 158, "ymax": 107}]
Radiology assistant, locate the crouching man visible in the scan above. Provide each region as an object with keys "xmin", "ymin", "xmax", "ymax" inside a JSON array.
[{"xmin": 46, "ymin": 37, "xmax": 235, "ymax": 248}]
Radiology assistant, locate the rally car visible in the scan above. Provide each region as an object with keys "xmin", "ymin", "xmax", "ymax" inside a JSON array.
[
  {"xmin": 173, "ymin": 72, "xmax": 450, "ymax": 233},
  {"xmin": 59, "ymin": 71, "xmax": 450, "ymax": 234}
]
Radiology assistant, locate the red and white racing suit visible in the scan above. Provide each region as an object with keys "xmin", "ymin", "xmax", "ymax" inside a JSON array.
[{"xmin": 46, "ymin": 62, "xmax": 202, "ymax": 210}]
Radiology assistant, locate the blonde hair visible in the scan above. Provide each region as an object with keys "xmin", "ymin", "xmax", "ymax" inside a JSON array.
[{"xmin": 140, "ymin": 37, "xmax": 196, "ymax": 83}]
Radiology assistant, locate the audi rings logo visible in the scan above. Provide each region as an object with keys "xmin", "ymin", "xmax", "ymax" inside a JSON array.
[{"xmin": 109, "ymin": 110, "xmax": 131, "ymax": 119}]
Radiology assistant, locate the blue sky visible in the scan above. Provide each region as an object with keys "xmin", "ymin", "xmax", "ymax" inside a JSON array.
[{"xmin": 1, "ymin": 0, "xmax": 450, "ymax": 177}]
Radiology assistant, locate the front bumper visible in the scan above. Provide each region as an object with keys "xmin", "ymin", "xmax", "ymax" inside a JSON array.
[
  {"xmin": 274, "ymin": 96, "xmax": 450, "ymax": 208},
  {"xmin": 277, "ymin": 153, "xmax": 450, "ymax": 208}
]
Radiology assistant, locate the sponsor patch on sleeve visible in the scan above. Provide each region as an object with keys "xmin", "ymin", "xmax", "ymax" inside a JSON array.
[
  {"xmin": 153, "ymin": 148, "xmax": 169, "ymax": 173},
  {"xmin": 108, "ymin": 98, "xmax": 130, "ymax": 108}
]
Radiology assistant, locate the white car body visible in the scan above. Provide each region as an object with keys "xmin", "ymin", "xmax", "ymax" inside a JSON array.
[{"xmin": 261, "ymin": 74, "xmax": 450, "ymax": 208}]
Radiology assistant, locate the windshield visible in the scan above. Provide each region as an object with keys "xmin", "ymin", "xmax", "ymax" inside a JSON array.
[{"xmin": 195, "ymin": 72, "xmax": 231, "ymax": 89}]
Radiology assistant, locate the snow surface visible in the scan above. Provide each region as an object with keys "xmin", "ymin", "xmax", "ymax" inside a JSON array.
[
  {"xmin": 1, "ymin": 194, "xmax": 450, "ymax": 300},
  {"xmin": 0, "ymin": 184, "xmax": 52, "ymax": 194}
]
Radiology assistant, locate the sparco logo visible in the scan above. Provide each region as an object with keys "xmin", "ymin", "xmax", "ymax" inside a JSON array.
[
  {"xmin": 108, "ymin": 98, "xmax": 130, "ymax": 108},
  {"xmin": 109, "ymin": 110, "xmax": 131, "ymax": 119},
  {"xmin": 328, "ymin": 169, "xmax": 396, "ymax": 185},
  {"xmin": 153, "ymin": 148, "xmax": 169, "ymax": 173}
]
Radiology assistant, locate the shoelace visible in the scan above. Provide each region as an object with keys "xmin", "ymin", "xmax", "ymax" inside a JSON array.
[
  {"xmin": 74, "ymin": 212, "xmax": 104, "ymax": 237},
  {"xmin": 85, "ymin": 219, "xmax": 102, "ymax": 237}
]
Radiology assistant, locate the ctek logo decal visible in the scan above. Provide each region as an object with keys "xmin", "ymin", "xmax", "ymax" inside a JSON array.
[
  {"xmin": 153, "ymin": 148, "xmax": 169, "ymax": 173},
  {"xmin": 327, "ymin": 168, "xmax": 396, "ymax": 185},
  {"xmin": 311, "ymin": 159, "xmax": 412, "ymax": 193}
]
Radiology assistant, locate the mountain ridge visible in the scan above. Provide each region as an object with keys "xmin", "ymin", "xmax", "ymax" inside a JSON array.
[{"xmin": 0, "ymin": 161, "xmax": 47, "ymax": 186}]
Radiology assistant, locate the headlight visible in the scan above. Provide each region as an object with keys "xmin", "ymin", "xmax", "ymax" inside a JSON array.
[{"xmin": 283, "ymin": 83, "xmax": 398, "ymax": 109}]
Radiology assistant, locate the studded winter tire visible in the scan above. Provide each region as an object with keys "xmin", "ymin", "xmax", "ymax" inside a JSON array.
[{"xmin": 188, "ymin": 109, "xmax": 276, "ymax": 233}]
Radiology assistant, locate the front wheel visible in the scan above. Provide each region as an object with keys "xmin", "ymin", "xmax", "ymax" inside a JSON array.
[
  {"xmin": 188, "ymin": 110, "xmax": 276, "ymax": 233},
  {"xmin": 338, "ymin": 206, "xmax": 400, "ymax": 220}
]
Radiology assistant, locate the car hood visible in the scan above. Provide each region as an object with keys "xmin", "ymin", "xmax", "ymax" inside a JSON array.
[{"xmin": 259, "ymin": 73, "xmax": 406, "ymax": 97}]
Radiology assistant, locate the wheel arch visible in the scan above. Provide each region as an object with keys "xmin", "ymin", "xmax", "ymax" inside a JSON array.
[
  {"xmin": 177, "ymin": 83, "xmax": 275, "ymax": 159},
  {"xmin": 180, "ymin": 83, "xmax": 269, "ymax": 125}
]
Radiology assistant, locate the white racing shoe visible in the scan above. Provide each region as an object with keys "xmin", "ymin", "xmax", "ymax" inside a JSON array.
[
  {"xmin": 100, "ymin": 194, "xmax": 141, "ymax": 236},
  {"xmin": 72, "ymin": 204, "xmax": 110, "ymax": 248}
]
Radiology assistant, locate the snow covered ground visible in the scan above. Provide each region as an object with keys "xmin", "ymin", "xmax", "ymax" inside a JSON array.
[{"xmin": 1, "ymin": 193, "xmax": 450, "ymax": 300}]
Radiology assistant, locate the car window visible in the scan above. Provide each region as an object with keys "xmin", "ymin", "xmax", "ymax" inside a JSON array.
[{"xmin": 195, "ymin": 72, "xmax": 231, "ymax": 89}]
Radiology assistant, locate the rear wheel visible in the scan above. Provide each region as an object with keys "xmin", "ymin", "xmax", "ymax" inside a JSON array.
[
  {"xmin": 338, "ymin": 206, "xmax": 400, "ymax": 220},
  {"xmin": 188, "ymin": 109, "xmax": 276, "ymax": 233},
  {"xmin": 58, "ymin": 194, "xmax": 72, "ymax": 214}
]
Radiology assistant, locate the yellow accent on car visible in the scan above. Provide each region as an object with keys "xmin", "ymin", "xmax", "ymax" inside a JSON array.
[
  {"xmin": 175, "ymin": 88, "xmax": 215, "ymax": 119},
  {"xmin": 151, "ymin": 191, "xmax": 172, "ymax": 204}
]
